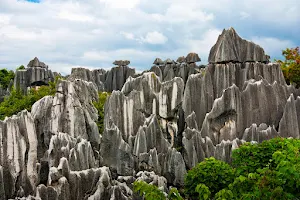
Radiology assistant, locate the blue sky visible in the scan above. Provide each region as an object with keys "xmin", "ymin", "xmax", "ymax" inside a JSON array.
[{"xmin": 0, "ymin": 0, "xmax": 299, "ymax": 74}]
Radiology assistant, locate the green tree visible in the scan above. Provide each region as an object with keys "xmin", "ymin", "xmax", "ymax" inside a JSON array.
[
  {"xmin": 184, "ymin": 157, "xmax": 235, "ymax": 199},
  {"xmin": 0, "ymin": 78, "xmax": 59, "ymax": 120},
  {"xmin": 92, "ymin": 92, "xmax": 110, "ymax": 134},
  {"xmin": 133, "ymin": 180, "xmax": 166, "ymax": 200},
  {"xmin": 276, "ymin": 47, "xmax": 300, "ymax": 87},
  {"xmin": 0, "ymin": 69, "xmax": 14, "ymax": 89}
]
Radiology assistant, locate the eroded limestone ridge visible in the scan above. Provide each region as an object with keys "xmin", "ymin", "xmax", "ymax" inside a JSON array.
[{"xmin": 1, "ymin": 27, "xmax": 300, "ymax": 200}]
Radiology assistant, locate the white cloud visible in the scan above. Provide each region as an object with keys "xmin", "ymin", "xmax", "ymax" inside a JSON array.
[
  {"xmin": 240, "ymin": 11, "xmax": 250, "ymax": 19},
  {"xmin": 0, "ymin": 0, "xmax": 299, "ymax": 74},
  {"xmin": 141, "ymin": 31, "xmax": 168, "ymax": 44},
  {"xmin": 252, "ymin": 37, "xmax": 296, "ymax": 58}
]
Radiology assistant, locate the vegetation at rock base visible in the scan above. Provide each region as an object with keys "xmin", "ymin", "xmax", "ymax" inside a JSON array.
[
  {"xmin": 184, "ymin": 157, "xmax": 235, "ymax": 199},
  {"xmin": 133, "ymin": 180, "xmax": 183, "ymax": 200},
  {"xmin": 276, "ymin": 47, "xmax": 300, "ymax": 87},
  {"xmin": 135, "ymin": 138, "xmax": 300, "ymax": 200},
  {"xmin": 93, "ymin": 92, "xmax": 110, "ymax": 134},
  {"xmin": 0, "ymin": 68, "xmax": 15, "ymax": 90},
  {"xmin": 0, "ymin": 77, "xmax": 60, "ymax": 120}
]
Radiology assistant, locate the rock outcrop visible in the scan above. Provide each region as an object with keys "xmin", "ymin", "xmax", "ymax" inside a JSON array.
[
  {"xmin": 208, "ymin": 27, "xmax": 269, "ymax": 63},
  {"xmin": 14, "ymin": 57, "xmax": 55, "ymax": 93},
  {"xmin": 2, "ymin": 27, "xmax": 300, "ymax": 199},
  {"xmin": 68, "ymin": 65, "xmax": 135, "ymax": 92}
]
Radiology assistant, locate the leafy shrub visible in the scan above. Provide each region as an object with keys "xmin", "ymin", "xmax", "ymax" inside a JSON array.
[
  {"xmin": 92, "ymin": 92, "xmax": 110, "ymax": 134},
  {"xmin": 276, "ymin": 47, "xmax": 300, "ymax": 87},
  {"xmin": 0, "ymin": 69, "xmax": 14, "ymax": 89},
  {"xmin": 227, "ymin": 138, "xmax": 300, "ymax": 199},
  {"xmin": 184, "ymin": 157, "xmax": 235, "ymax": 199},
  {"xmin": 133, "ymin": 180, "xmax": 166, "ymax": 200},
  {"xmin": 133, "ymin": 181, "xmax": 184, "ymax": 200},
  {"xmin": 0, "ymin": 79, "xmax": 57, "ymax": 120},
  {"xmin": 167, "ymin": 187, "xmax": 183, "ymax": 200},
  {"xmin": 232, "ymin": 137, "xmax": 287, "ymax": 176}
]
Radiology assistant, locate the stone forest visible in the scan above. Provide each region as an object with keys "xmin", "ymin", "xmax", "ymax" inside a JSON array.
[{"xmin": 1, "ymin": 28, "xmax": 300, "ymax": 199}]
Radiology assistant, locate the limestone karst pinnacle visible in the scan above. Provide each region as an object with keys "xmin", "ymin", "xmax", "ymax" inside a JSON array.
[
  {"xmin": 208, "ymin": 27, "xmax": 268, "ymax": 63},
  {"xmin": 1, "ymin": 27, "xmax": 300, "ymax": 199}
]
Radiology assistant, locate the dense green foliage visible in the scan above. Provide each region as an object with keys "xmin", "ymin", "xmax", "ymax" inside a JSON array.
[
  {"xmin": 92, "ymin": 92, "xmax": 110, "ymax": 134},
  {"xmin": 184, "ymin": 138, "xmax": 300, "ymax": 199},
  {"xmin": 133, "ymin": 180, "xmax": 166, "ymax": 200},
  {"xmin": 276, "ymin": 47, "xmax": 300, "ymax": 87},
  {"xmin": 0, "ymin": 80, "xmax": 57, "ymax": 120},
  {"xmin": 184, "ymin": 157, "xmax": 235, "ymax": 199},
  {"xmin": 133, "ymin": 180, "xmax": 183, "ymax": 200},
  {"xmin": 0, "ymin": 69, "xmax": 14, "ymax": 89}
]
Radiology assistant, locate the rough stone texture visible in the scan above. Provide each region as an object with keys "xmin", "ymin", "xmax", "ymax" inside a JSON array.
[
  {"xmin": 113, "ymin": 60, "xmax": 130, "ymax": 66},
  {"xmin": 3, "ymin": 27, "xmax": 300, "ymax": 199},
  {"xmin": 27, "ymin": 57, "xmax": 48, "ymax": 68},
  {"xmin": 0, "ymin": 111, "xmax": 38, "ymax": 199},
  {"xmin": 14, "ymin": 58, "xmax": 55, "ymax": 93},
  {"xmin": 31, "ymin": 79, "xmax": 100, "ymax": 158},
  {"xmin": 68, "ymin": 68, "xmax": 105, "ymax": 91},
  {"xmin": 186, "ymin": 52, "xmax": 201, "ymax": 63},
  {"xmin": 242, "ymin": 123, "xmax": 279, "ymax": 143},
  {"xmin": 208, "ymin": 27, "xmax": 268, "ymax": 63},
  {"xmin": 68, "ymin": 66, "xmax": 135, "ymax": 92},
  {"xmin": 104, "ymin": 66, "xmax": 135, "ymax": 92},
  {"xmin": 153, "ymin": 58, "xmax": 164, "ymax": 65},
  {"xmin": 176, "ymin": 56, "xmax": 186, "ymax": 63}
]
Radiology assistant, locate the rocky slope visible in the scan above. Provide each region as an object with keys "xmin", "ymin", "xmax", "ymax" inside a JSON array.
[{"xmin": 1, "ymin": 27, "xmax": 299, "ymax": 199}]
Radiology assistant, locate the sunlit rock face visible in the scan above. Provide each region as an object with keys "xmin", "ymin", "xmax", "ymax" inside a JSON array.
[{"xmin": 2, "ymin": 27, "xmax": 300, "ymax": 199}]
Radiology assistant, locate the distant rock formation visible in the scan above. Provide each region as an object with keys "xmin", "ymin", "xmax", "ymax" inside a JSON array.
[
  {"xmin": 150, "ymin": 52, "xmax": 202, "ymax": 83},
  {"xmin": 14, "ymin": 57, "xmax": 55, "ymax": 93},
  {"xmin": 1, "ymin": 27, "xmax": 300, "ymax": 199},
  {"xmin": 68, "ymin": 63, "xmax": 135, "ymax": 92}
]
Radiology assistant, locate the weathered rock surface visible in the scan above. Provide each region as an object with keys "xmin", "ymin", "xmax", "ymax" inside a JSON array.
[
  {"xmin": 14, "ymin": 57, "xmax": 55, "ymax": 93},
  {"xmin": 2, "ymin": 27, "xmax": 300, "ymax": 199},
  {"xmin": 68, "ymin": 66, "xmax": 135, "ymax": 92},
  {"xmin": 68, "ymin": 68, "xmax": 106, "ymax": 91},
  {"xmin": 208, "ymin": 27, "xmax": 268, "ymax": 63},
  {"xmin": 113, "ymin": 60, "xmax": 130, "ymax": 66}
]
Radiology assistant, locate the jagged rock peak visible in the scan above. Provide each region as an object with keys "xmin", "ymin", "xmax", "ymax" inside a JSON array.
[
  {"xmin": 27, "ymin": 57, "xmax": 48, "ymax": 68},
  {"xmin": 186, "ymin": 53, "xmax": 201, "ymax": 63},
  {"xmin": 165, "ymin": 58, "xmax": 174, "ymax": 64},
  {"xmin": 153, "ymin": 58, "xmax": 164, "ymax": 65},
  {"xmin": 113, "ymin": 60, "xmax": 130, "ymax": 66},
  {"xmin": 176, "ymin": 56, "xmax": 186, "ymax": 63},
  {"xmin": 208, "ymin": 27, "xmax": 268, "ymax": 64}
]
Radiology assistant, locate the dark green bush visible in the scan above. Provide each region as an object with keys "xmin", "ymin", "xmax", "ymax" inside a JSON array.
[
  {"xmin": 133, "ymin": 180, "xmax": 166, "ymax": 200},
  {"xmin": 0, "ymin": 69, "xmax": 14, "ymax": 89},
  {"xmin": 0, "ymin": 79, "xmax": 57, "ymax": 120},
  {"xmin": 92, "ymin": 92, "xmax": 110, "ymax": 134},
  {"xmin": 184, "ymin": 157, "xmax": 235, "ymax": 199}
]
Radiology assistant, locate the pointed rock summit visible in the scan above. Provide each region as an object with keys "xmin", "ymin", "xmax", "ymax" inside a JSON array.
[
  {"xmin": 27, "ymin": 57, "xmax": 48, "ymax": 68},
  {"xmin": 153, "ymin": 58, "xmax": 164, "ymax": 65},
  {"xmin": 208, "ymin": 27, "xmax": 268, "ymax": 63}
]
